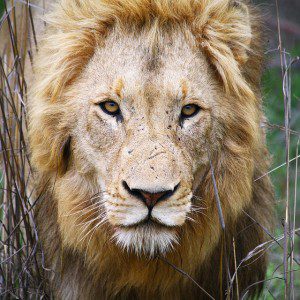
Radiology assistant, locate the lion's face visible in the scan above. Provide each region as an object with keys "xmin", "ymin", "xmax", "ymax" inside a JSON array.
[{"xmin": 61, "ymin": 29, "xmax": 222, "ymax": 256}]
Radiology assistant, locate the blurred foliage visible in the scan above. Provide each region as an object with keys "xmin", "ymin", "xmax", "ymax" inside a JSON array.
[
  {"xmin": 263, "ymin": 53, "xmax": 300, "ymax": 209},
  {"xmin": 0, "ymin": 1, "xmax": 4, "ymax": 17},
  {"xmin": 262, "ymin": 45, "xmax": 300, "ymax": 297}
]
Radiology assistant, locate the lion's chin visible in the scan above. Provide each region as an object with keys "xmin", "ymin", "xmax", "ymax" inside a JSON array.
[{"xmin": 112, "ymin": 223, "xmax": 178, "ymax": 257}]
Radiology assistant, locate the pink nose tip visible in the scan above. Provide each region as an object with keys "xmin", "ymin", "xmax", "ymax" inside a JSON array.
[{"xmin": 140, "ymin": 191, "xmax": 166, "ymax": 207}]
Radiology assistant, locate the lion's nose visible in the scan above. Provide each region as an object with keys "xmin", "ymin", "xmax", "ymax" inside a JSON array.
[
  {"xmin": 140, "ymin": 191, "xmax": 167, "ymax": 208},
  {"xmin": 122, "ymin": 181, "xmax": 179, "ymax": 209}
]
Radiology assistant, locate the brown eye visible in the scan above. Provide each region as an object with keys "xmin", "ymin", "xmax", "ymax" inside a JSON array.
[
  {"xmin": 181, "ymin": 104, "xmax": 200, "ymax": 119},
  {"xmin": 100, "ymin": 100, "xmax": 120, "ymax": 116}
]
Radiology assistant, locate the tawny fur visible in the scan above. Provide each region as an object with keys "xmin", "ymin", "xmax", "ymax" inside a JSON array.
[{"xmin": 28, "ymin": 0, "xmax": 274, "ymax": 299}]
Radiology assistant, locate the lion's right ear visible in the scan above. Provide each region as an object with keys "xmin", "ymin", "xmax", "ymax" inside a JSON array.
[
  {"xmin": 59, "ymin": 136, "xmax": 72, "ymax": 175},
  {"xmin": 29, "ymin": 103, "xmax": 72, "ymax": 176}
]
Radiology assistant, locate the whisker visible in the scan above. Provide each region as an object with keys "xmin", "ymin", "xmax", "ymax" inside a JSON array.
[
  {"xmin": 78, "ymin": 217, "xmax": 108, "ymax": 244},
  {"xmin": 190, "ymin": 206, "xmax": 207, "ymax": 213},
  {"xmin": 186, "ymin": 215, "xmax": 196, "ymax": 222},
  {"xmin": 64, "ymin": 195, "xmax": 102, "ymax": 215},
  {"xmin": 77, "ymin": 209, "xmax": 106, "ymax": 232},
  {"xmin": 63, "ymin": 202, "xmax": 101, "ymax": 218},
  {"xmin": 76, "ymin": 210, "xmax": 102, "ymax": 227},
  {"xmin": 84, "ymin": 217, "xmax": 109, "ymax": 260}
]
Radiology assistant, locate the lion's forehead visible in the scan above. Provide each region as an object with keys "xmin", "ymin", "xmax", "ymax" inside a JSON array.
[{"xmin": 84, "ymin": 29, "xmax": 216, "ymax": 106}]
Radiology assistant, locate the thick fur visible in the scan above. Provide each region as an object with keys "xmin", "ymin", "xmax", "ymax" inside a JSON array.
[{"xmin": 29, "ymin": 0, "xmax": 274, "ymax": 299}]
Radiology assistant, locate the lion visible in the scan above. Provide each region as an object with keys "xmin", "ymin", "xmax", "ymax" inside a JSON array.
[{"xmin": 28, "ymin": 0, "xmax": 274, "ymax": 298}]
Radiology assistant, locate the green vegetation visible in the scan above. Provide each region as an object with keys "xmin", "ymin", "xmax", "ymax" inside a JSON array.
[
  {"xmin": 263, "ymin": 59, "xmax": 300, "ymax": 204},
  {"xmin": 0, "ymin": 1, "xmax": 4, "ymax": 16},
  {"xmin": 262, "ymin": 47, "xmax": 300, "ymax": 298}
]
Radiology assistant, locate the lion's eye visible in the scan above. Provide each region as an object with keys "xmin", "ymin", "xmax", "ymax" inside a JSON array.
[
  {"xmin": 99, "ymin": 100, "xmax": 120, "ymax": 116},
  {"xmin": 181, "ymin": 104, "xmax": 200, "ymax": 119}
]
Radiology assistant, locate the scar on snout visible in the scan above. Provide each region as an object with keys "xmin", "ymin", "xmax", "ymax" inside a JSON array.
[
  {"xmin": 113, "ymin": 78, "xmax": 124, "ymax": 98},
  {"xmin": 180, "ymin": 79, "xmax": 188, "ymax": 99}
]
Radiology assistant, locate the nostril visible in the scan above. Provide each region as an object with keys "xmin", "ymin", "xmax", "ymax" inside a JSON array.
[
  {"xmin": 122, "ymin": 181, "xmax": 145, "ymax": 201},
  {"xmin": 122, "ymin": 181, "xmax": 180, "ymax": 208},
  {"xmin": 122, "ymin": 181, "xmax": 132, "ymax": 194}
]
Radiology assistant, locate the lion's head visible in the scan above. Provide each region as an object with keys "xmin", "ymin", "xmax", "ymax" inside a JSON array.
[
  {"xmin": 29, "ymin": 0, "xmax": 265, "ymax": 261},
  {"xmin": 67, "ymin": 29, "xmax": 220, "ymax": 255}
]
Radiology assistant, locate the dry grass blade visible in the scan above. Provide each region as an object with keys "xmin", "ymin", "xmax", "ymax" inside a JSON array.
[
  {"xmin": 158, "ymin": 256, "xmax": 215, "ymax": 300},
  {"xmin": 0, "ymin": 1, "xmax": 47, "ymax": 298},
  {"xmin": 209, "ymin": 158, "xmax": 225, "ymax": 230}
]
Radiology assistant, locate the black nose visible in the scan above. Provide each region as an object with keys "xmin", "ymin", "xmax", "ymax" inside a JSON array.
[{"xmin": 122, "ymin": 181, "xmax": 179, "ymax": 209}]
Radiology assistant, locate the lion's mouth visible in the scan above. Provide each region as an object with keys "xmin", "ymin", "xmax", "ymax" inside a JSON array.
[{"xmin": 116, "ymin": 217, "xmax": 177, "ymax": 230}]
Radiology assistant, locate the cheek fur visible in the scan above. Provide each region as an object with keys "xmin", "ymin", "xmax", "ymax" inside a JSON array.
[
  {"xmin": 86, "ymin": 108, "xmax": 123, "ymax": 151},
  {"xmin": 103, "ymin": 194, "xmax": 148, "ymax": 226},
  {"xmin": 152, "ymin": 195, "xmax": 192, "ymax": 226},
  {"xmin": 178, "ymin": 114, "xmax": 212, "ymax": 168}
]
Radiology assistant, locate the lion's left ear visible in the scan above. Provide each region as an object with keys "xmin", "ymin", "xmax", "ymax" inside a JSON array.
[
  {"xmin": 228, "ymin": 1, "xmax": 252, "ymax": 64},
  {"xmin": 200, "ymin": 0, "xmax": 253, "ymax": 64},
  {"xmin": 197, "ymin": 0, "xmax": 260, "ymax": 96}
]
